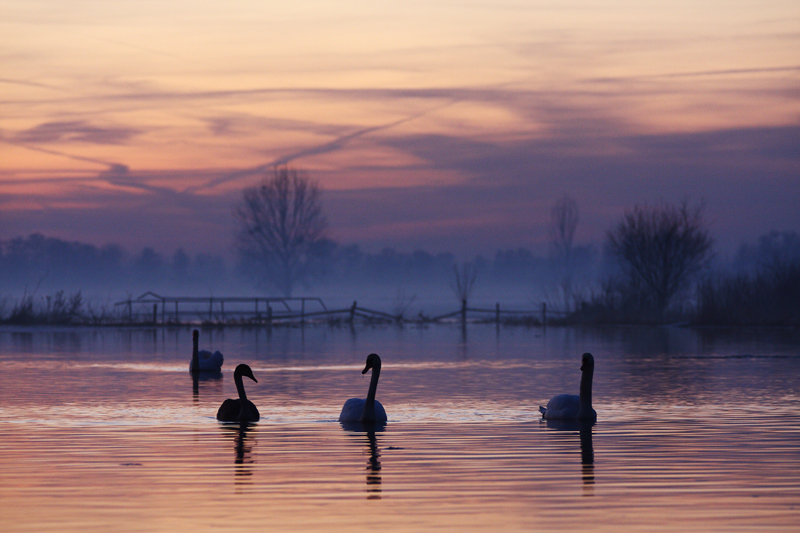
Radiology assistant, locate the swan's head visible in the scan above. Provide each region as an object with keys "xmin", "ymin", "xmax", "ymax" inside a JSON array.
[
  {"xmin": 362, "ymin": 353, "xmax": 381, "ymax": 374},
  {"xmin": 235, "ymin": 363, "xmax": 258, "ymax": 383},
  {"xmin": 580, "ymin": 353, "xmax": 594, "ymax": 371}
]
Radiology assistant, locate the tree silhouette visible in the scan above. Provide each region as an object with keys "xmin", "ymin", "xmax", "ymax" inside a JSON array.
[
  {"xmin": 234, "ymin": 166, "xmax": 328, "ymax": 296},
  {"xmin": 549, "ymin": 195, "xmax": 580, "ymax": 308},
  {"xmin": 450, "ymin": 261, "xmax": 477, "ymax": 314},
  {"xmin": 606, "ymin": 200, "xmax": 713, "ymax": 317}
]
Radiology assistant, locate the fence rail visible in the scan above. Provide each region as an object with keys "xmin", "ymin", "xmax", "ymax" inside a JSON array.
[
  {"xmin": 114, "ymin": 292, "xmax": 329, "ymax": 324},
  {"xmin": 113, "ymin": 292, "xmax": 569, "ymax": 326}
]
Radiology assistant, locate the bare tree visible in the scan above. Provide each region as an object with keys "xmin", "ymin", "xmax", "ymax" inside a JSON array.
[
  {"xmin": 391, "ymin": 288, "xmax": 417, "ymax": 320},
  {"xmin": 549, "ymin": 195, "xmax": 580, "ymax": 308},
  {"xmin": 550, "ymin": 196, "xmax": 579, "ymax": 263},
  {"xmin": 451, "ymin": 262, "xmax": 477, "ymax": 306},
  {"xmin": 606, "ymin": 200, "xmax": 713, "ymax": 317},
  {"xmin": 234, "ymin": 166, "xmax": 328, "ymax": 296}
]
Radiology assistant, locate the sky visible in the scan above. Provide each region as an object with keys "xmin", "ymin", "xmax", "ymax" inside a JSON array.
[{"xmin": 1, "ymin": 0, "xmax": 799, "ymax": 260}]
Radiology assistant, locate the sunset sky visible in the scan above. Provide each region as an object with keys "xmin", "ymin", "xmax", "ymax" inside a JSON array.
[{"xmin": 1, "ymin": 0, "xmax": 798, "ymax": 259}]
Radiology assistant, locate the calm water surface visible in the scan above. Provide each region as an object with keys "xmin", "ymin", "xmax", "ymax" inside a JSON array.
[{"xmin": 1, "ymin": 325, "xmax": 799, "ymax": 531}]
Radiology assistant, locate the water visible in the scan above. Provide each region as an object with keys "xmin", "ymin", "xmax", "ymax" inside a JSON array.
[{"xmin": 1, "ymin": 325, "xmax": 799, "ymax": 531}]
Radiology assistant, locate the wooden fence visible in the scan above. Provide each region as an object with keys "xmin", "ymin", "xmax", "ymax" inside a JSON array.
[{"xmin": 114, "ymin": 292, "xmax": 567, "ymax": 326}]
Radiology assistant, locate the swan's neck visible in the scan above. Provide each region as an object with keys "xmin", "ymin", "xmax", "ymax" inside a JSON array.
[
  {"xmin": 361, "ymin": 364, "xmax": 381, "ymax": 421},
  {"xmin": 579, "ymin": 366, "xmax": 593, "ymax": 409},
  {"xmin": 234, "ymin": 372, "xmax": 248, "ymax": 402},
  {"xmin": 191, "ymin": 336, "xmax": 199, "ymax": 372}
]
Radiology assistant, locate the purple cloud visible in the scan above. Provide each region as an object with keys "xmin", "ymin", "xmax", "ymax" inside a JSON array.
[{"xmin": 13, "ymin": 121, "xmax": 139, "ymax": 145}]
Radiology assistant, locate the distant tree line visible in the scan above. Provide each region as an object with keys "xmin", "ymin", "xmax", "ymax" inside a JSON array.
[
  {"xmin": 2, "ymin": 165, "xmax": 799, "ymax": 326},
  {"xmin": 0, "ymin": 234, "xmax": 229, "ymax": 296},
  {"xmin": 0, "ymin": 232, "xmax": 598, "ymax": 298},
  {"xmin": 694, "ymin": 231, "xmax": 800, "ymax": 326},
  {"xmin": 1, "ymin": 227, "xmax": 798, "ymax": 326}
]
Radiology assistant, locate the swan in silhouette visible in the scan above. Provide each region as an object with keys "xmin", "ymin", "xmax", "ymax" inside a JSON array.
[
  {"xmin": 190, "ymin": 329, "xmax": 224, "ymax": 373},
  {"xmin": 539, "ymin": 353, "xmax": 597, "ymax": 421},
  {"xmin": 217, "ymin": 364, "xmax": 260, "ymax": 422},
  {"xmin": 339, "ymin": 353, "xmax": 387, "ymax": 423}
]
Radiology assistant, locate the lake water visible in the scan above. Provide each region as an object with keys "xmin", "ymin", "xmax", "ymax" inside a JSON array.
[{"xmin": 1, "ymin": 324, "xmax": 799, "ymax": 531}]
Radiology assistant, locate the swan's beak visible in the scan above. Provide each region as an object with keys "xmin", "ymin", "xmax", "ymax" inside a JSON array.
[{"xmin": 362, "ymin": 362, "xmax": 372, "ymax": 374}]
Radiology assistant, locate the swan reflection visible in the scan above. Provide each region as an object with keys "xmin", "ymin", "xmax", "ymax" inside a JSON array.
[
  {"xmin": 341, "ymin": 421, "xmax": 385, "ymax": 499},
  {"xmin": 221, "ymin": 422, "xmax": 256, "ymax": 484},
  {"xmin": 365, "ymin": 431, "xmax": 382, "ymax": 497},
  {"xmin": 543, "ymin": 419, "xmax": 595, "ymax": 495},
  {"xmin": 191, "ymin": 370, "xmax": 223, "ymax": 404}
]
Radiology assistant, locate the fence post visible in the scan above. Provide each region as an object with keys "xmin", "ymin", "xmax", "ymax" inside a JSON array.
[
  {"xmin": 496, "ymin": 302, "xmax": 500, "ymax": 323},
  {"xmin": 461, "ymin": 299, "xmax": 467, "ymax": 325},
  {"xmin": 267, "ymin": 305, "xmax": 272, "ymax": 327},
  {"xmin": 221, "ymin": 301, "xmax": 225, "ymax": 323},
  {"xmin": 350, "ymin": 301, "xmax": 357, "ymax": 323},
  {"xmin": 301, "ymin": 299, "xmax": 305, "ymax": 324},
  {"xmin": 152, "ymin": 304, "xmax": 157, "ymax": 325},
  {"xmin": 209, "ymin": 298, "xmax": 213, "ymax": 321},
  {"xmin": 255, "ymin": 299, "xmax": 259, "ymax": 322},
  {"xmin": 542, "ymin": 302, "xmax": 547, "ymax": 326},
  {"xmin": 175, "ymin": 301, "xmax": 179, "ymax": 324},
  {"xmin": 128, "ymin": 300, "xmax": 132, "ymax": 324},
  {"xmin": 161, "ymin": 299, "xmax": 165, "ymax": 324}
]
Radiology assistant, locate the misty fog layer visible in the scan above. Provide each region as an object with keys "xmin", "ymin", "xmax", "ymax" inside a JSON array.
[{"xmin": 2, "ymin": 229, "xmax": 799, "ymax": 325}]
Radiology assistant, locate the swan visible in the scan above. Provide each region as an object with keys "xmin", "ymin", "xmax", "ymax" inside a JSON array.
[
  {"xmin": 339, "ymin": 353, "xmax": 387, "ymax": 423},
  {"xmin": 216, "ymin": 364, "xmax": 260, "ymax": 422},
  {"xmin": 539, "ymin": 352, "xmax": 597, "ymax": 421},
  {"xmin": 190, "ymin": 329, "xmax": 224, "ymax": 372}
]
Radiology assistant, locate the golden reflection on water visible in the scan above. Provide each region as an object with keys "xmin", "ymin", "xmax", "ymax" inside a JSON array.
[
  {"xmin": 2, "ymin": 413, "xmax": 800, "ymax": 531},
  {"xmin": 1, "ymin": 327, "xmax": 800, "ymax": 531}
]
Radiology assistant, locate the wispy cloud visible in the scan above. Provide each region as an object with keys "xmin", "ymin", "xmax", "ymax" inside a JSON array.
[
  {"xmin": 0, "ymin": 77, "xmax": 62, "ymax": 91},
  {"xmin": 189, "ymin": 100, "xmax": 458, "ymax": 193},
  {"xmin": 1, "ymin": 140, "xmax": 124, "ymax": 169},
  {"xmin": 12, "ymin": 121, "xmax": 139, "ymax": 145},
  {"xmin": 588, "ymin": 65, "xmax": 800, "ymax": 84}
]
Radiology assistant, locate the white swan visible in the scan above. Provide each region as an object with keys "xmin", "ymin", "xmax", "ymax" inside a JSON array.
[
  {"xmin": 190, "ymin": 329, "xmax": 223, "ymax": 372},
  {"xmin": 339, "ymin": 353, "xmax": 387, "ymax": 423},
  {"xmin": 539, "ymin": 352, "xmax": 597, "ymax": 421},
  {"xmin": 217, "ymin": 364, "xmax": 260, "ymax": 422}
]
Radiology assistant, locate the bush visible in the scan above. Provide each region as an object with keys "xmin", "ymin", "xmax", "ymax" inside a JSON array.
[{"xmin": 695, "ymin": 261, "xmax": 800, "ymax": 325}]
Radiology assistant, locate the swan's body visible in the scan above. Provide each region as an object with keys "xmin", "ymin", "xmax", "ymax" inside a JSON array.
[
  {"xmin": 340, "ymin": 398, "xmax": 387, "ymax": 423},
  {"xmin": 190, "ymin": 329, "xmax": 223, "ymax": 372},
  {"xmin": 539, "ymin": 353, "xmax": 596, "ymax": 421},
  {"xmin": 339, "ymin": 353, "xmax": 387, "ymax": 423},
  {"xmin": 217, "ymin": 364, "xmax": 260, "ymax": 422}
]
